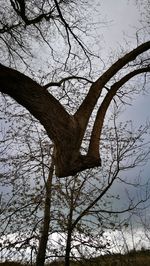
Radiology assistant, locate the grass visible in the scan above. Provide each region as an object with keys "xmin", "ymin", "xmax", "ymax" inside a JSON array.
[{"xmin": 1, "ymin": 249, "xmax": 150, "ymax": 266}]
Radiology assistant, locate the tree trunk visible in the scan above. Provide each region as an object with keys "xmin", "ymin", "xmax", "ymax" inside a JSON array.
[
  {"xmin": 65, "ymin": 229, "xmax": 72, "ymax": 266},
  {"xmin": 36, "ymin": 160, "xmax": 54, "ymax": 266},
  {"xmin": 64, "ymin": 190, "xmax": 74, "ymax": 266}
]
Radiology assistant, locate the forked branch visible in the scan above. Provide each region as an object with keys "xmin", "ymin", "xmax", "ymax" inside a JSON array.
[
  {"xmin": 74, "ymin": 41, "xmax": 150, "ymax": 133},
  {"xmin": 0, "ymin": 42, "xmax": 150, "ymax": 177},
  {"xmin": 88, "ymin": 67, "xmax": 150, "ymax": 158}
]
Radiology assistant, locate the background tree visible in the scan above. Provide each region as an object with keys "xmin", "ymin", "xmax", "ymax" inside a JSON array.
[
  {"xmin": 0, "ymin": 96, "xmax": 55, "ymax": 262},
  {"xmin": 1, "ymin": 101, "xmax": 150, "ymax": 265},
  {"xmin": 51, "ymin": 108, "xmax": 150, "ymax": 266}
]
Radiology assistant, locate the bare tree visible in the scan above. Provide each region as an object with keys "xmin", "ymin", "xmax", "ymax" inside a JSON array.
[
  {"xmin": 1, "ymin": 99, "xmax": 150, "ymax": 265},
  {"xmin": 0, "ymin": 0, "xmax": 150, "ymax": 177},
  {"xmin": 1, "ymin": 46, "xmax": 150, "ymax": 178},
  {"xmin": 0, "ymin": 1, "xmax": 150, "ymax": 266},
  {"xmin": 45, "ymin": 110, "xmax": 150, "ymax": 266},
  {"xmin": 0, "ymin": 99, "xmax": 55, "ymax": 263}
]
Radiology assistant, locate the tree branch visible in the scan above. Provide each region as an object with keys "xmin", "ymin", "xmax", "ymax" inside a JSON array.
[
  {"xmin": 44, "ymin": 76, "xmax": 93, "ymax": 89},
  {"xmin": 74, "ymin": 41, "xmax": 150, "ymax": 134},
  {"xmin": 0, "ymin": 63, "xmax": 72, "ymax": 142},
  {"xmin": 53, "ymin": 0, "xmax": 92, "ymax": 59},
  {"xmin": 0, "ymin": 42, "xmax": 150, "ymax": 177},
  {"xmin": 90, "ymin": 197, "xmax": 149, "ymax": 215},
  {"xmin": 10, "ymin": 0, "xmax": 54, "ymax": 26},
  {"xmin": 88, "ymin": 67, "xmax": 150, "ymax": 158},
  {"xmin": 72, "ymin": 166, "xmax": 119, "ymax": 230}
]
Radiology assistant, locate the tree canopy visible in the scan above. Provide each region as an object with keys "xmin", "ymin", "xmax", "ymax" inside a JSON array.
[{"xmin": 0, "ymin": 1, "xmax": 150, "ymax": 177}]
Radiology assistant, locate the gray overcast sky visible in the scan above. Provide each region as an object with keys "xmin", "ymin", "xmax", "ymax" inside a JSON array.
[
  {"xmin": 100, "ymin": 0, "xmax": 150, "ymax": 133},
  {"xmin": 96, "ymin": 0, "xmax": 150, "ymax": 225},
  {"xmin": 93, "ymin": 0, "xmax": 150, "ymax": 123},
  {"xmin": 94, "ymin": 0, "xmax": 143, "ymax": 49}
]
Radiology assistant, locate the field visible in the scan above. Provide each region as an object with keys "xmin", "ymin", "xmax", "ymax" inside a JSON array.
[{"xmin": 1, "ymin": 250, "xmax": 150, "ymax": 266}]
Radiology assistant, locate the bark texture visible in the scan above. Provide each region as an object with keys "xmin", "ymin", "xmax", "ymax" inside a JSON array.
[{"xmin": 0, "ymin": 41, "xmax": 150, "ymax": 177}]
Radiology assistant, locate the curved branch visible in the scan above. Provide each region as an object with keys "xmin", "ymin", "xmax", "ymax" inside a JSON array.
[
  {"xmin": 0, "ymin": 63, "xmax": 72, "ymax": 142},
  {"xmin": 74, "ymin": 41, "xmax": 150, "ymax": 133},
  {"xmin": 44, "ymin": 76, "xmax": 93, "ymax": 89},
  {"xmin": 88, "ymin": 67, "xmax": 150, "ymax": 158}
]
